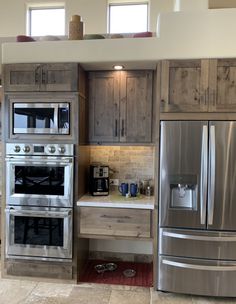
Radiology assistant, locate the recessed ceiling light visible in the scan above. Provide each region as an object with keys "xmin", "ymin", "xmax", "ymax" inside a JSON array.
[{"xmin": 113, "ymin": 65, "xmax": 124, "ymax": 70}]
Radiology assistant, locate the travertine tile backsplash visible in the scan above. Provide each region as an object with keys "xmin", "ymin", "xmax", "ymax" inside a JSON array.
[{"xmin": 90, "ymin": 146, "xmax": 155, "ymax": 184}]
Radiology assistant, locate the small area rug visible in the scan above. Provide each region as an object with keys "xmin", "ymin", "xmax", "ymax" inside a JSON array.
[{"xmin": 80, "ymin": 260, "xmax": 153, "ymax": 287}]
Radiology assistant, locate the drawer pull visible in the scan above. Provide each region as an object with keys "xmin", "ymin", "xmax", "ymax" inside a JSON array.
[{"xmin": 100, "ymin": 215, "xmax": 131, "ymax": 220}]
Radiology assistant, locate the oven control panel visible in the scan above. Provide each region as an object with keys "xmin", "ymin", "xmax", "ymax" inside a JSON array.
[{"xmin": 6, "ymin": 143, "xmax": 74, "ymax": 156}]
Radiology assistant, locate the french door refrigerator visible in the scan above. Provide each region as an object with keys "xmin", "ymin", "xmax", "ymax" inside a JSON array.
[{"xmin": 158, "ymin": 121, "xmax": 236, "ymax": 297}]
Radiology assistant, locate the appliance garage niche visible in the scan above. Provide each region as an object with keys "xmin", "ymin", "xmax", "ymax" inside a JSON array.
[{"xmin": 1, "ymin": 63, "xmax": 88, "ymax": 280}]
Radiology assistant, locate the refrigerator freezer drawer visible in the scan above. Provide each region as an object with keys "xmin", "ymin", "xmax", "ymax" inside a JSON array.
[
  {"xmin": 158, "ymin": 255, "xmax": 236, "ymax": 297},
  {"xmin": 160, "ymin": 228, "xmax": 236, "ymax": 260}
]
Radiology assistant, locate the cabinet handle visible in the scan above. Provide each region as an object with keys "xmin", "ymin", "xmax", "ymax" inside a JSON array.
[
  {"xmin": 121, "ymin": 119, "xmax": 125, "ymax": 137},
  {"xmin": 42, "ymin": 69, "xmax": 47, "ymax": 84},
  {"xmin": 100, "ymin": 215, "xmax": 131, "ymax": 220},
  {"xmin": 115, "ymin": 119, "xmax": 118, "ymax": 137}
]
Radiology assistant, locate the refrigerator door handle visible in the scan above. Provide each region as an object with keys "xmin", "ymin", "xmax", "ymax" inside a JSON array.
[
  {"xmin": 208, "ymin": 125, "xmax": 216, "ymax": 226},
  {"xmin": 200, "ymin": 125, "xmax": 208, "ymax": 225},
  {"xmin": 162, "ymin": 259, "xmax": 236, "ymax": 271}
]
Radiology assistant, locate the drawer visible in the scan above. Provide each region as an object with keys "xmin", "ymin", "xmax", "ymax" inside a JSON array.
[{"xmin": 79, "ymin": 207, "xmax": 151, "ymax": 238}]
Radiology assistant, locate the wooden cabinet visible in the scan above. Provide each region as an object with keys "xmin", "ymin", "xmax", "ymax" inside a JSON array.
[
  {"xmin": 209, "ymin": 59, "xmax": 236, "ymax": 112},
  {"xmin": 160, "ymin": 59, "xmax": 209, "ymax": 112},
  {"xmin": 79, "ymin": 207, "xmax": 152, "ymax": 239},
  {"xmin": 3, "ymin": 63, "xmax": 79, "ymax": 92},
  {"xmin": 88, "ymin": 70, "xmax": 153, "ymax": 143},
  {"xmin": 161, "ymin": 59, "xmax": 236, "ymax": 113}
]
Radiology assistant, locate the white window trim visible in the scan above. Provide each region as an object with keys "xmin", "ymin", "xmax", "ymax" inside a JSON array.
[
  {"xmin": 26, "ymin": 2, "xmax": 65, "ymax": 36},
  {"xmin": 107, "ymin": 1, "xmax": 149, "ymax": 34}
]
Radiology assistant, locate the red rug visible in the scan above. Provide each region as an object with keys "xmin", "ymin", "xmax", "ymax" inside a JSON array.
[{"xmin": 80, "ymin": 260, "xmax": 153, "ymax": 287}]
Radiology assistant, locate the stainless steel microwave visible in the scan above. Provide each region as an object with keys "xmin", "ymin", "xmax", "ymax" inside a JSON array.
[
  {"xmin": 12, "ymin": 102, "xmax": 70, "ymax": 135},
  {"xmin": 6, "ymin": 93, "xmax": 78, "ymax": 141}
]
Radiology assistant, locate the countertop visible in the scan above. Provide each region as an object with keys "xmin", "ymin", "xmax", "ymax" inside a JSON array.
[{"xmin": 77, "ymin": 192, "xmax": 155, "ymax": 210}]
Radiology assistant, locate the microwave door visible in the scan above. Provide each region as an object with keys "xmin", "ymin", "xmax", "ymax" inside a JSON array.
[
  {"xmin": 159, "ymin": 121, "xmax": 208, "ymax": 229},
  {"xmin": 13, "ymin": 103, "xmax": 58, "ymax": 134}
]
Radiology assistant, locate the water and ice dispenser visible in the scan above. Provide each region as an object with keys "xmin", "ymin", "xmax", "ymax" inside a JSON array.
[{"xmin": 169, "ymin": 175, "xmax": 197, "ymax": 210}]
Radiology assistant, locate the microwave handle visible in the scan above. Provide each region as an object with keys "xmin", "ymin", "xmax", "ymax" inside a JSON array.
[
  {"xmin": 7, "ymin": 208, "xmax": 72, "ymax": 218},
  {"xmin": 54, "ymin": 104, "xmax": 59, "ymax": 132}
]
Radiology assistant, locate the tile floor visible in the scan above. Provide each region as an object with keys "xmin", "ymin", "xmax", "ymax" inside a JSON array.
[{"xmin": 1, "ymin": 269, "xmax": 236, "ymax": 303}]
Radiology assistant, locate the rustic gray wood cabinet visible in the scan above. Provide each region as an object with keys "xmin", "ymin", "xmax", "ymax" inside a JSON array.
[
  {"xmin": 88, "ymin": 70, "xmax": 153, "ymax": 144},
  {"xmin": 160, "ymin": 59, "xmax": 209, "ymax": 112},
  {"xmin": 209, "ymin": 59, "xmax": 236, "ymax": 112},
  {"xmin": 161, "ymin": 59, "xmax": 236, "ymax": 113},
  {"xmin": 3, "ymin": 63, "xmax": 79, "ymax": 92}
]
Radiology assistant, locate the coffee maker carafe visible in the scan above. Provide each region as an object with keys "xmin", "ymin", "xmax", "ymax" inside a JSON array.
[{"xmin": 90, "ymin": 165, "xmax": 109, "ymax": 196}]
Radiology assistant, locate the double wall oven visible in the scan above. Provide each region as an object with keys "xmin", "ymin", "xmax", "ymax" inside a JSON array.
[{"xmin": 5, "ymin": 143, "xmax": 74, "ymax": 261}]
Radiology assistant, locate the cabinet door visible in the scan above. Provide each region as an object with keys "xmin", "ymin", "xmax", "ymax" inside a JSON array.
[
  {"xmin": 209, "ymin": 59, "xmax": 236, "ymax": 112},
  {"xmin": 42, "ymin": 63, "xmax": 78, "ymax": 91},
  {"xmin": 120, "ymin": 70, "xmax": 153, "ymax": 143},
  {"xmin": 3, "ymin": 64, "xmax": 41, "ymax": 91},
  {"xmin": 160, "ymin": 60, "xmax": 209, "ymax": 112},
  {"xmin": 88, "ymin": 72, "xmax": 119, "ymax": 143}
]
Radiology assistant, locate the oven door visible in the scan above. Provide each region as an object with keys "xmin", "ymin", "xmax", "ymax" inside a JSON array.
[
  {"xmin": 12, "ymin": 103, "xmax": 70, "ymax": 135},
  {"xmin": 5, "ymin": 206, "xmax": 72, "ymax": 261},
  {"xmin": 6, "ymin": 156, "xmax": 73, "ymax": 207}
]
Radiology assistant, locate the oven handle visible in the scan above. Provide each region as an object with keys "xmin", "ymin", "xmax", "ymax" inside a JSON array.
[
  {"xmin": 5, "ymin": 157, "xmax": 73, "ymax": 164},
  {"xmin": 7, "ymin": 208, "xmax": 72, "ymax": 218}
]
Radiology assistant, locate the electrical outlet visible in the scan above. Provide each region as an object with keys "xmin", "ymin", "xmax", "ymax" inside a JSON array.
[{"xmin": 110, "ymin": 179, "xmax": 119, "ymax": 186}]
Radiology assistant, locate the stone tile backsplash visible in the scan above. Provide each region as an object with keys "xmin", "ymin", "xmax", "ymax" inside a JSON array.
[{"xmin": 90, "ymin": 146, "xmax": 155, "ymax": 185}]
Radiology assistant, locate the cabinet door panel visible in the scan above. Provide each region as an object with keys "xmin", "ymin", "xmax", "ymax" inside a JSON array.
[
  {"xmin": 42, "ymin": 63, "xmax": 78, "ymax": 91},
  {"xmin": 161, "ymin": 60, "xmax": 209, "ymax": 112},
  {"xmin": 3, "ymin": 64, "xmax": 41, "ymax": 91},
  {"xmin": 89, "ymin": 72, "xmax": 119, "ymax": 143},
  {"xmin": 120, "ymin": 71, "xmax": 153, "ymax": 143},
  {"xmin": 79, "ymin": 207, "xmax": 151, "ymax": 238},
  {"xmin": 209, "ymin": 59, "xmax": 236, "ymax": 112}
]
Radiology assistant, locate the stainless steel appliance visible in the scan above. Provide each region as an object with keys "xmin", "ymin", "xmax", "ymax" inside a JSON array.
[
  {"xmin": 12, "ymin": 102, "xmax": 70, "ymax": 135},
  {"xmin": 5, "ymin": 93, "xmax": 78, "ymax": 141},
  {"xmin": 90, "ymin": 165, "xmax": 109, "ymax": 196},
  {"xmin": 6, "ymin": 143, "xmax": 74, "ymax": 207},
  {"xmin": 5, "ymin": 143, "xmax": 74, "ymax": 261},
  {"xmin": 158, "ymin": 121, "xmax": 236, "ymax": 297},
  {"xmin": 6, "ymin": 206, "xmax": 72, "ymax": 260}
]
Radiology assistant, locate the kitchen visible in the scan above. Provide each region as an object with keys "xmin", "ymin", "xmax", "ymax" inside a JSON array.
[{"xmin": 1, "ymin": 0, "xmax": 236, "ymax": 303}]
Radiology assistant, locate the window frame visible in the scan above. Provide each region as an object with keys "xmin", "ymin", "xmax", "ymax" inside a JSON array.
[
  {"xmin": 27, "ymin": 4, "xmax": 65, "ymax": 36},
  {"xmin": 108, "ymin": 1, "xmax": 149, "ymax": 34}
]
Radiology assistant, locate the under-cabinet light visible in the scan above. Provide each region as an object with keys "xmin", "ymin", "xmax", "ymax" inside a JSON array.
[{"xmin": 113, "ymin": 65, "xmax": 124, "ymax": 70}]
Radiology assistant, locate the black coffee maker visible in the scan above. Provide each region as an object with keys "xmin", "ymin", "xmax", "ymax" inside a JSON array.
[{"xmin": 89, "ymin": 165, "xmax": 109, "ymax": 196}]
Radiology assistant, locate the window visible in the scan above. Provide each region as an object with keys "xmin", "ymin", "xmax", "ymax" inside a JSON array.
[
  {"xmin": 108, "ymin": 2, "xmax": 148, "ymax": 34},
  {"xmin": 27, "ymin": 5, "xmax": 65, "ymax": 36}
]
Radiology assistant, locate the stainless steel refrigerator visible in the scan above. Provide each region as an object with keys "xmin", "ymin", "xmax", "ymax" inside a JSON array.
[{"xmin": 158, "ymin": 121, "xmax": 236, "ymax": 297}]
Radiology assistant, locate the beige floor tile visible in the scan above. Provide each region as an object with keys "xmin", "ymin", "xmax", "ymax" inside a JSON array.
[
  {"xmin": 0, "ymin": 279, "xmax": 37, "ymax": 304},
  {"xmin": 31, "ymin": 282, "xmax": 75, "ymax": 298},
  {"xmin": 109, "ymin": 289, "xmax": 150, "ymax": 304},
  {"xmin": 192, "ymin": 295, "xmax": 236, "ymax": 304},
  {"xmin": 151, "ymin": 290, "xmax": 193, "ymax": 304},
  {"xmin": 19, "ymin": 294, "xmax": 64, "ymax": 304},
  {"xmin": 78, "ymin": 282, "xmax": 150, "ymax": 292},
  {"xmin": 68, "ymin": 286, "xmax": 111, "ymax": 304}
]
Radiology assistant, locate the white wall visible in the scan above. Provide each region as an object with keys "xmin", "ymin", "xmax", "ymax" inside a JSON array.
[{"xmin": 0, "ymin": 0, "xmax": 174, "ymax": 37}]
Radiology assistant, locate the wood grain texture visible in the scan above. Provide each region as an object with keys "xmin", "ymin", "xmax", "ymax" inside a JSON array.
[
  {"xmin": 120, "ymin": 70, "xmax": 153, "ymax": 143},
  {"xmin": 209, "ymin": 59, "xmax": 236, "ymax": 112},
  {"xmin": 161, "ymin": 59, "xmax": 208, "ymax": 112},
  {"xmin": 3, "ymin": 63, "xmax": 79, "ymax": 92},
  {"xmin": 88, "ymin": 71, "xmax": 120, "ymax": 143},
  {"xmin": 79, "ymin": 207, "xmax": 151, "ymax": 239}
]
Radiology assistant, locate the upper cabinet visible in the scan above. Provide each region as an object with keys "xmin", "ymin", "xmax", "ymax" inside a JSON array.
[
  {"xmin": 3, "ymin": 63, "xmax": 79, "ymax": 92},
  {"xmin": 160, "ymin": 59, "xmax": 236, "ymax": 113},
  {"xmin": 209, "ymin": 59, "xmax": 236, "ymax": 112},
  {"xmin": 160, "ymin": 59, "xmax": 209, "ymax": 112},
  {"xmin": 89, "ymin": 70, "xmax": 153, "ymax": 144}
]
